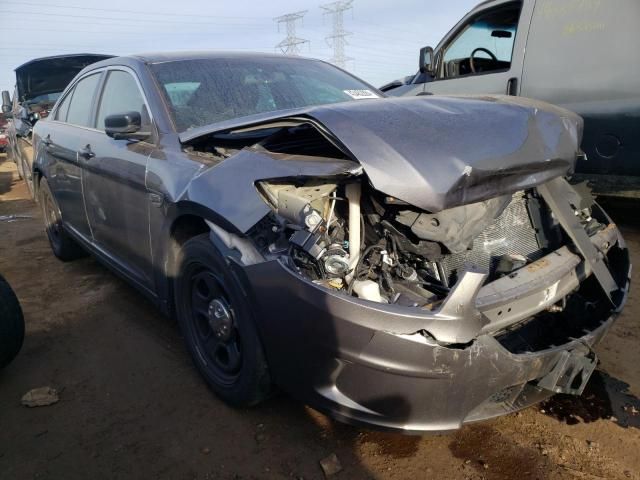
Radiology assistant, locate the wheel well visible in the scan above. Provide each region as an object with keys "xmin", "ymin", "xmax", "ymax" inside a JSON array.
[
  {"xmin": 172, "ymin": 214, "xmax": 209, "ymax": 243},
  {"xmin": 168, "ymin": 214, "xmax": 210, "ymax": 272},
  {"xmin": 165, "ymin": 215, "xmax": 210, "ymax": 315}
]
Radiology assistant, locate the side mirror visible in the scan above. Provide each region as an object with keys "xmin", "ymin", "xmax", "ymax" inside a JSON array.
[
  {"xmin": 379, "ymin": 79, "xmax": 404, "ymax": 93},
  {"xmin": 104, "ymin": 111, "xmax": 149, "ymax": 140},
  {"xmin": 419, "ymin": 46, "xmax": 435, "ymax": 75},
  {"xmin": 2, "ymin": 90, "xmax": 12, "ymax": 115}
]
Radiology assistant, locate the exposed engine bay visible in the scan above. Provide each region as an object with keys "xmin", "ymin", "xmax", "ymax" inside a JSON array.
[{"xmin": 249, "ymin": 174, "xmax": 609, "ymax": 312}]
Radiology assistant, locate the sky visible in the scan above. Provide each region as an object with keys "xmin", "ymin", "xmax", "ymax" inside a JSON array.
[{"xmin": 0, "ymin": 0, "xmax": 479, "ymax": 93}]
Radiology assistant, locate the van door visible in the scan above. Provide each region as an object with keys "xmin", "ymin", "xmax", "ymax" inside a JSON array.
[
  {"xmin": 520, "ymin": 0, "xmax": 640, "ymax": 189},
  {"xmin": 422, "ymin": 0, "xmax": 534, "ymax": 96}
]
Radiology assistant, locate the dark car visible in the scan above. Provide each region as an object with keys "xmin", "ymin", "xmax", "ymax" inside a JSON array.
[
  {"xmin": 1, "ymin": 54, "xmax": 112, "ymax": 192},
  {"xmin": 30, "ymin": 52, "xmax": 630, "ymax": 433},
  {"xmin": 382, "ymin": 0, "xmax": 640, "ymax": 198},
  {"xmin": 0, "ymin": 274, "xmax": 25, "ymax": 369}
]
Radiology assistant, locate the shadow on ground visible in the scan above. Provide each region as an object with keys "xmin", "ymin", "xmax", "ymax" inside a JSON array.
[{"xmin": 540, "ymin": 370, "xmax": 640, "ymax": 429}]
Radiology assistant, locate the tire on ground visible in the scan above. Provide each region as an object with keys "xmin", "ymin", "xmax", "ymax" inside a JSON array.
[
  {"xmin": 38, "ymin": 177, "xmax": 86, "ymax": 261},
  {"xmin": 0, "ymin": 274, "xmax": 25, "ymax": 369},
  {"xmin": 174, "ymin": 233, "xmax": 272, "ymax": 407}
]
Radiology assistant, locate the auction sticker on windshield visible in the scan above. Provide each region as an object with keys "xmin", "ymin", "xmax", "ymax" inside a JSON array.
[{"xmin": 344, "ymin": 89, "xmax": 380, "ymax": 99}]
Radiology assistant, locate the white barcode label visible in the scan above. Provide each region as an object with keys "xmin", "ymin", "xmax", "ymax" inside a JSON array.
[{"xmin": 343, "ymin": 89, "xmax": 380, "ymax": 100}]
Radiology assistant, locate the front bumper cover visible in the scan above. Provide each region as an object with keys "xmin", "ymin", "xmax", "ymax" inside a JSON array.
[{"xmin": 243, "ymin": 246, "xmax": 629, "ymax": 433}]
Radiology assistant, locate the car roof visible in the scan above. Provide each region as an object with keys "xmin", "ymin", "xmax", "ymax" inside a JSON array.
[{"xmin": 86, "ymin": 51, "xmax": 323, "ymax": 69}]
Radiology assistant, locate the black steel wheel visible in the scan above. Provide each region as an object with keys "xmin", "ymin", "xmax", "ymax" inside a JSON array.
[
  {"xmin": 189, "ymin": 270, "xmax": 243, "ymax": 383},
  {"xmin": 38, "ymin": 177, "xmax": 85, "ymax": 261},
  {"xmin": 175, "ymin": 234, "xmax": 271, "ymax": 406}
]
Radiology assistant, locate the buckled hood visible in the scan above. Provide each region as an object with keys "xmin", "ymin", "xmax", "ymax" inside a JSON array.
[{"xmin": 180, "ymin": 95, "xmax": 583, "ymax": 213}]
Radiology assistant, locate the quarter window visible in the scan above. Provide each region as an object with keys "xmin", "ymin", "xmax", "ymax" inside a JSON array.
[
  {"xmin": 96, "ymin": 70, "xmax": 150, "ymax": 131},
  {"xmin": 55, "ymin": 89, "xmax": 73, "ymax": 122},
  {"xmin": 65, "ymin": 73, "xmax": 101, "ymax": 127}
]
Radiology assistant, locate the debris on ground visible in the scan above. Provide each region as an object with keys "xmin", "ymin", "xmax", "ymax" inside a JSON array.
[
  {"xmin": 21, "ymin": 387, "xmax": 60, "ymax": 407},
  {"xmin": 319, "ymin": 453, "xmax": 343, "ymax": 477},
  {"xmin": 0, "ymin": 214, "xmax": 32, "ymax": 223}
]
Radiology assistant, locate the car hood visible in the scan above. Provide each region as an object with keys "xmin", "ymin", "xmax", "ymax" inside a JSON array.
[
  {"xmin": 15, "ymin": 54, "xmax": 113, "ymax": 102},
  {"xmin": 180, "ymin": 95, "xmax": 583, "ymax": 213}
]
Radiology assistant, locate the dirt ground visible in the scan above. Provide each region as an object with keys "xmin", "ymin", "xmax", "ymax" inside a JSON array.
[{"xmin": 0, "ymin": 156, "xmax": 639, "ymax": 480}]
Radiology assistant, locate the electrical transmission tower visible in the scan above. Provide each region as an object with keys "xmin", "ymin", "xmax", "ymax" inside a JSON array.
[
  {"xmin": 274, "ymin": 11, "xmax": 309, "ymax": 55},
  {"xmin": 320, "ymin": 0, "xmax": 354, "ymax": 69}
]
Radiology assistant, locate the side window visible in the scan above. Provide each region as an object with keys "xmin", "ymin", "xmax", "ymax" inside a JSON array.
[
  {"xmin": 66, "ymin": 74, "xmax": 101, "ymax": 127},
  {"xmin": 96, "ymin": 70, "xmax": 150, "ymax": 131},
  {"xmin": 55, "ymin": 89, "xmax": 73, "ymax": 122},
  {"xmin": 440, "ymin": 3, "xmax": 521, "ymax": 79}
]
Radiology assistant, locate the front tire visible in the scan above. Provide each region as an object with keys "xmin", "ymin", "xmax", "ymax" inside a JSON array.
[
  {"xmin": 38, "ymin": 177, "xmax": 85, "ymax": 261},
  {"xmin": 0, "ymin": 274, "xmax": 25, "ymax": 369},
  {"xmin": 174, "ymin": 234, "xmax": 271, "ymax": 407}
]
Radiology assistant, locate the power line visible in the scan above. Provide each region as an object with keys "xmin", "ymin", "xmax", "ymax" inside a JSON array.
[
  {"xmin": 273, "ymin": 11, "xmax": 309, "ymax": 56},
  {"xmin": 0, "ymin": 9, "xmax": 270, "ymax": 28},
  {"xmin": 0, "ymin": 26, "xmax": 267, "ymax": 36},
  {"xmin": 320, "ymin": 0, "xmax": 354, "ymax": 69},
  {"xmin": 0, "ymin": 1, "xmax": 268, "ymax": 20}
]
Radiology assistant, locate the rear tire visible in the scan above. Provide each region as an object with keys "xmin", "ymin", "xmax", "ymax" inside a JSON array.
[
  {"xmin": 174, "ymin": 233, "xmax": 271, "ymax": 407},
  {"xmin": 38, "ymin": 177, "xmax": 85, "ymax": 261},
  {"xmin": 0, "ymin": 274, "xmax": 25, "ymax": 369}
]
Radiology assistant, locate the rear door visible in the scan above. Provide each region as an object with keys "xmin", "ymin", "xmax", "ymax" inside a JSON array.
[
  {"xmin": 44, "ymin": 72, "xmax": 103, "ymax": 241},
  {"xmin": 82, "ymin": 68, "xmax": 156, "ymax": 290},
  {"xmin": 421, "ymin": 0, "xmax": 534, "ymax": 96}
]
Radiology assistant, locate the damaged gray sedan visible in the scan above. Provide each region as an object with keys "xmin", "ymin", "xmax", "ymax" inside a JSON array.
[{"xmin": 31, "ymin": 52, "xmax": 630, "ymax": 433}]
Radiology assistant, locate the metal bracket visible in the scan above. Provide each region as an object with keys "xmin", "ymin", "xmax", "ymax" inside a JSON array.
[
  {"xmin": 537, "ymin": 177, "xmax": 617, "ymax": 304},
  {"xmin": 536, "ymin": 349, "xmax": 598, "ymax": 395}
]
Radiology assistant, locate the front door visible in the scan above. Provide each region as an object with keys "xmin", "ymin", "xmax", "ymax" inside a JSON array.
[
  {"xmin": 82, "ymin": 69, "xmax": 156, "ymax": 290},
  {"xmin": 422, "ymin": 1, "xmax": 533, "ymax": 97}
]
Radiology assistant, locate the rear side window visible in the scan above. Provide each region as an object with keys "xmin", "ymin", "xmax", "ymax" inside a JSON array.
[
  {"xmin": 66, "ymin": 73, "xmax": 101, "ymax": 127},
  {"xmin": 96, "ymin": 70, "xmax": 150, "ymax": 131},
  {"xmin": 55, "ymin": 89, "xmax": 73, "ymax": 122}
]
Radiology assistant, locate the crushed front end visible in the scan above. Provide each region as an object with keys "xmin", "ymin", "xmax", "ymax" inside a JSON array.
[
  {"xmin": 238, "ymin": 175, "xmax": 629, "ymax": 433},
  {"xmin": 184, "ymin": 96, "xmax": 630, "ymax": 433}
]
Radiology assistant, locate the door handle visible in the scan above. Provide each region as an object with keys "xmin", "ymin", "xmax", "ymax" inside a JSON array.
[
  {"xmin": 506, "ymin": 77, "xmax": 518, "ymax": 96},
  {"xmin": 42, "ymin": 134, "xmax": 52, "ymax": 147},
  {"xmin": 78, "ymin": 144, "xmax": 95, "ymax": 160}
]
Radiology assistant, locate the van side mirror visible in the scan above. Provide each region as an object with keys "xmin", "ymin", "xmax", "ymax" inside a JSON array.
[
  {"xmin": 419, "ymin": 46, "xmax": 435, "ymax": 75},
  {"xmin": 104, "ymin": 111, "xmax": 149, "ymax": 140},
  {"xmin": 2, "ymin": 91, "xmax": 12, "ymax": 115}
]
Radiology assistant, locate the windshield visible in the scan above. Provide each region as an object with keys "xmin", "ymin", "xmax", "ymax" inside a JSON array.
[{"xmin": 150, "ymin": 57, "xmax": 380, "ymax": 132}]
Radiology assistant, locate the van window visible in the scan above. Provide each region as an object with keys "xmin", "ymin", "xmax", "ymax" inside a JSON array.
[{"xmin": 441, "ymin": 3, "xmax": 521, "ymax": 79}]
